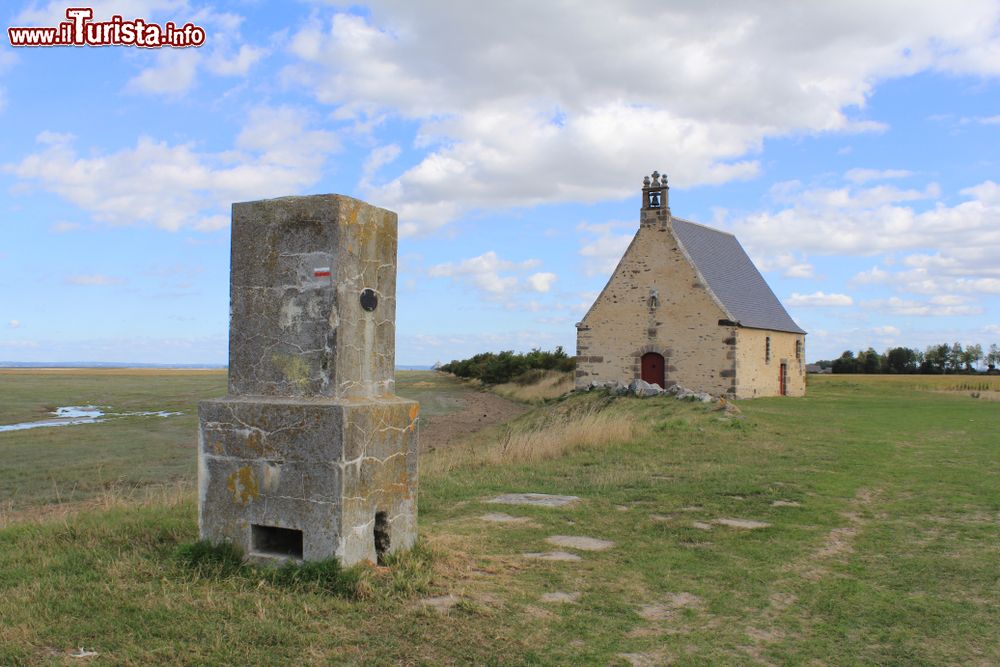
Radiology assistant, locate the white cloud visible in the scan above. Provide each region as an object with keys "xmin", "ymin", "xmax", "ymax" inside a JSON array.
[
  {"xmin": 851, "ymin": 266, "xmax": 890, "ymax": 284},
  {"xmin": 360, "ymin": 144, "xmax": 401, "ymax": 188},
  {"xmin": 844, "ymin": 168, "xmax": 913, "ymax": 184},
  {"xmin": 206, "ymin": 44, "xmax": 266, "ymax": 77},
  {"xmin": 735, "ymin": 178, "xmax": 1000, "ymax": 304},
  {"xmin": 861, "ymin": 296, "xmax": 983, "ymax": 316},
  {"xmin": 128, "ymin": 49, "xmax": 200, "ymax": 96},
  {"xmin": 65, "ymin": 273, "xmax": 123, "ymax": 286},
  {"xmin": 985, "ymin": 324, "xmax": 1000, "ymax": 336},
  {"xmin": 527, "ymin": 272, "xmax": 557, "ymax": 293},
  {"xmin": 577, "ymin": 221, "xmax": 634, "ymax": 277},
  {"xmin": 114, "ymin": 6, "xmax": 267, "ymax": 97},
  {"xmin": 872, "ymin": 325, "xmax": 901, "ymax": 336},
  {"xmin": 755, "ymin": 252, "xmax": 815, "ymax": 279},
  {"xmin": 8, "ymin": 320, "xmax": 20, "ymax": 329},
  {"xmin": 284, "ymin": 1, "xmax": 1000, "ymax": 231},
  {"xmin": 6, "ymin": 106, "xmax": 338, "ymax": 231},
  {"xmin": 787, "ymin": 291, "xmax": 854, "ymax": 307},
  {"xmin": 428, "ymin": 251, "xmax": 541, "ymax": 296}
]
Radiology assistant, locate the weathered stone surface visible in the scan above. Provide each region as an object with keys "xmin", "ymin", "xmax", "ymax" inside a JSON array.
[
  {"xmin": 199, "ymin": 194, "xmax": 418, "ymax": 566},
  {"xmin": 523, "ymin": 551, "xmax": 582, "ymax": 562},
  {"xmin": 479, "ymin": 512, "xmax": 531, "ymax": 523},
  {"xmin": 199, "ymin": 395, "xmax": 418, "ymax": 564},
  {"xmin": 228, "ymin": 195, "xmax": 398, "ymax": 399},
  {"xmin": 628, "ymin": 379, "xmax": 663, "ymax": 397},
  {"xmin": 715, "ymin": 518, "xmax": 771, "ymax": 530},
  {"xmin": 545, "ymin": 535, "xmax": 615, "ymax": 551},
  {"xmin": 488, "ymin": 493, "xmax": 580, "ymax": 507}
]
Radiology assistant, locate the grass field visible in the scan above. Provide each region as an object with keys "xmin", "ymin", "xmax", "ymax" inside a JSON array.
[{"xmin": 0, "ymin": 371, "xmax": 998, "ymax": 665}]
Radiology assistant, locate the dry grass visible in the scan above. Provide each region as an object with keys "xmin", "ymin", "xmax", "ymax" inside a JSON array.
[
  {"xmin": 425, "ymin": 396, "xmax": 646, "ymax": 474},
  {"xmin": 487, "ymin": 406, "xmax": 639, "ymax": 464},
  {"xmin": 0, "ymin": 480, "xmax": 194, "ymax": 529},
  {"xmin": 491, "ymin": 370, "xmax": 575, "ymax": 403}
]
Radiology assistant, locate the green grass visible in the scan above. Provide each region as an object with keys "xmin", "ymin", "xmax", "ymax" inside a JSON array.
[
  {"xmin": 1, "ymin": 372, "xmax": 998, "ymax": 665},
  {"xmin": 0, "ymin": 369, "xmax": 225, "ymax": 512}
]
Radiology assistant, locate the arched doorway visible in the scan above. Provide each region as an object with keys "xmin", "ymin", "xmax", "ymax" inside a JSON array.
[{"xmin": 641, "ymin": 352, "xmax": 665, "ymax": 388}]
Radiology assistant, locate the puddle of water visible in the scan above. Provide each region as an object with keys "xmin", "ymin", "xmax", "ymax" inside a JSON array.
[
  {"xmin": 54, "ymin": 406, "xmax": 106, "ymax": 419},
  {"xmin": 0, "ymin": 406, "xmax": 182, "ymax": 433}
]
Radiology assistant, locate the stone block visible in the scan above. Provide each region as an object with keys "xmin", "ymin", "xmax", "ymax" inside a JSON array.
[
  {"xmin": 199, "ymin": 394, "xmax": 418, "ymax": 564},
  {"xmin": 228, "ymin": 195, "xmax": 398, "ymax": 399},
  {"xmin": 199, "ymin": 194, "xmax": 419, "ymax": 566}
]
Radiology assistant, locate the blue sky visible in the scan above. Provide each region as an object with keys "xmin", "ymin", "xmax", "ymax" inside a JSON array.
[{"xmin": 1, "ymin": 1, "xmax": 998, "ymax": 366}]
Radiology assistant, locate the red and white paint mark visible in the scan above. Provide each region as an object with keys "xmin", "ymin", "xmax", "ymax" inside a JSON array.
[{"xmin": 314, "ymin": 267, "xmax": 331, "ymax": 278}]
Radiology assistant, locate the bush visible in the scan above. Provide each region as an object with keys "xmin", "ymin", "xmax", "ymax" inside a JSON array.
[{"xmin": 440, "ymin": 347, "xmax": 575, "ymax": 385}]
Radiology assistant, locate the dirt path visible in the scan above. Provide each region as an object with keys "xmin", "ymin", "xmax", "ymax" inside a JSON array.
[{"xmin": 418, "ymin": 389, "xmax": 529, "ymax": 453}]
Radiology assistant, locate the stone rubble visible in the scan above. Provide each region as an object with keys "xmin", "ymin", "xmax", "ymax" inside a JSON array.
[{"xmin": 583, "ymin": 378, "xmax": 715, "ymax": 402}]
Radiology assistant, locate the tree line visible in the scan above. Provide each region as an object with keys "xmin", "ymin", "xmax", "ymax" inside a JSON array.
[
  {"xmin": 815, "ymin": 342, "xmax": 1000, "ymax": 374},
  {"xmin": 439, "ymin": 347, "xmax": 576, "ymax": 385}
]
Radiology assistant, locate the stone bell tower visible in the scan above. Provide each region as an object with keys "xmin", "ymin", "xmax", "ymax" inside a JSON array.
[
  {"xmin": 640, "ymin": 170, "xmax": 670, "ymax": 227},
  {"xmin": 198, "ymin": 194, "xmax": 419, "ymax": 565}
]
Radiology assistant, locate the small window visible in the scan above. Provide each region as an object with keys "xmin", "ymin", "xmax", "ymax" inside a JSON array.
[
  {"xmin": 795, "ymin": 339, "xmax": 802, "ymax": 360},
  {"xmin": 765, "ymin": 336, "xmax": 771, "ymax": 363},
  {"xmin": 251, "ymin": 524, "xmax": 303, "ymax": 559}
]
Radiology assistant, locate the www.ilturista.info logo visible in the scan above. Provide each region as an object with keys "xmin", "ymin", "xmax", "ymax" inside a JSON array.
[{"xmin": 8, "ymin": 7, "xmax": 206, "ymax": 48}]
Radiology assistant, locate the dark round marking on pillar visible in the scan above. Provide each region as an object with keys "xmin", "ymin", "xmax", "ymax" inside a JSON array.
[{"xmin": 360, "ymin": 288, "xmax": 378, "ymax": 312}]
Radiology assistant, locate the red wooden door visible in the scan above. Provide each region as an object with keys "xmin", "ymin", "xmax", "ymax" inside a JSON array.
[
  {"xmin": 779, "ymin": 363, "xmax": 787, "ymax": 396},
  {"xmin": 641, "ymin": 353, "xmax": 665, "ymax": 388}
]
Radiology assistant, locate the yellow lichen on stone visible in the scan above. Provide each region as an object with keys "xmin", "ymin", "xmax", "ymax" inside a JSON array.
[
  {"xmin": 226, "ymin": 467, "xmax": 259, "ymax": 505},
  {"xmin": 408, "ymin": 403, "xmax": 419, "ymax": 430},
  {"xmin": 271, "ymin": 353, "xmax": 311, "ymax": 391}
]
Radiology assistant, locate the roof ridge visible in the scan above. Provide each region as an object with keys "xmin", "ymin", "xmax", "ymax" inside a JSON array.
[{"xmin": 671, "ymin": 216, "xmax": 736, "ymax": 237}]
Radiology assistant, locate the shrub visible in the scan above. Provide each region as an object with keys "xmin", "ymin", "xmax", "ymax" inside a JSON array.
[{"xmin": 440, "ymin": 347, "xmax": 575, "ymax": 385}]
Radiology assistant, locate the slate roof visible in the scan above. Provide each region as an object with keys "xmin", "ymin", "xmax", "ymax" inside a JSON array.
[{"xmin": 672, "ymin": 218, "xmax": 806, "ymax": 335}]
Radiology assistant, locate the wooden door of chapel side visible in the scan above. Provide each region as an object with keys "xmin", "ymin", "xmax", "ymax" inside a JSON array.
[{"xmin": 641, "ymin": 352, "xmax": 665, "ymax": 389}]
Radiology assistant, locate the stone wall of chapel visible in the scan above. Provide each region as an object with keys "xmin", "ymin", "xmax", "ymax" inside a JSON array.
[
  {"xmin": 734, "ymin": 328, "xmax": 806, "ymax": 398},
  {"xmin": 576, "ymin": 220, "xmax": 736, "ymax": 396}
]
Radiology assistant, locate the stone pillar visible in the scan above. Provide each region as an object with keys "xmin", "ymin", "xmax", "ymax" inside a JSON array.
[{"xmin": 198, "ymin": 195, "xmax": 419, "ymax": 565}]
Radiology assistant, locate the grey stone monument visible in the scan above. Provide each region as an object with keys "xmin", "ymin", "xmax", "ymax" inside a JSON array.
[{"xmin": 198, "ymin": 194, "xmax": 419, "ymax": 565}]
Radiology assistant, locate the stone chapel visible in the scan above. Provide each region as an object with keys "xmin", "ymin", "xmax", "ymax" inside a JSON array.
[{"xmin": 575, "ymin": 172, "xmax": 806, "ymax": 398}]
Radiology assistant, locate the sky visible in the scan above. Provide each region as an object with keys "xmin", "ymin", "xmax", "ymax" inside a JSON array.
[{"xmin": 1, "ymin": 1, "xmax": 998, "ymax": 366}]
